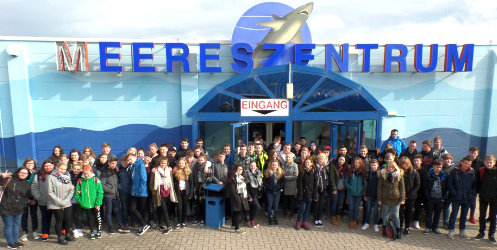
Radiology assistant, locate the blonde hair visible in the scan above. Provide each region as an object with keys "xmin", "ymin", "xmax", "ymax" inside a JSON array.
[
  {"xmin": 264, "ymin": 160, "xmax": 285, "ymax": 180},
  {"xmin": 316, "ymin": 153, "xmax": 328, "ymax": 166},
  {"xmin": 174, "ymin": 159, "xmax": 192, "ymax": 181}
]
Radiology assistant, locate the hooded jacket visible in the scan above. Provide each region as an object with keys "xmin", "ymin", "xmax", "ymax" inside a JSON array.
[
  {"xmin": 46, "ymin": 169, "xmax": 73, "ymax": 209},
  {"xmin": 100, "ymin": 166, "xmax": 119, "ymax": 198},
  {"xmin": 377, "ymin": 168, "xmax": 405, "ymax": 206},
  {"xmin": 74, "ymin": 173, "xmax": 104, "ymax": 209},
  {"xmin": 423, "ymin": 168, "xmax": 446, "ymax": 200},
  {"xmin": 130, "ymin": 158, "xmax": 148, "ymax": 197},
  {"xmin": 381, "ymin": 136, "xmax": 407, "ymax": 156},
  {"xmin": 118, "ymin": 162, "xmax": 133, "ymax": 194},
  {"xmin": 296, "ymin": 168, "xmax": 318, "ymax": 202},
  {"xmin": 344, "ymin": 171, "xmax": 365, "ymax": 197},
  {"xmin": 403, "ymin": 168, "xmax": 421, "ymax": 200},
  {"xmin": 0, "ymin": 175, "xmax": 31, "ymax": 216}
]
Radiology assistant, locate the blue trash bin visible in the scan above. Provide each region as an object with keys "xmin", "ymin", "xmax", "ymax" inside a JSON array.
[{"xmin": 204, "ymin": 183, "xmax": 225, "ymax": 228}]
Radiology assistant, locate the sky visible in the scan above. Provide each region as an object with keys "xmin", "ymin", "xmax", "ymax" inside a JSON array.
[{"xmin": 0, "ymin": 0, "xmax": 496, "ymax": 44}]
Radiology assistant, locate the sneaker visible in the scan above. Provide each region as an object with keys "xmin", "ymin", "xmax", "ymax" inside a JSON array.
[
  {"xmin": 192, "ymin": 220, "xmax": 200, "ymax": 226},
  {"xmin": 253, "ymin": 221, "xmax": 260, "ymax": 228},
  {"xmin": 158, "ymin": 225, "xmax": 165, "ymax": 230},
  {"xmin": 474, "ymin": 233, "xmax": 484, "ymax": 240},
  {"xmin": 200, "ymin": 220, "xmax": 205, "ymax": 226},
  {"xmin": 317, "ymin": 220, "xmax": 323, "ymax": 227},
  {"xmin": 413, "ymin": 221, "xmax": 420, "ymax": 229},
  {"xmin": 273, "ymin": 220, "xmax": 279, "ymax": 226},
  {"xmin": 235, "ymin": 229, "xmax": 246, "ymax": 235},
  {"xmin": 181, "ymin": 223, "xmax": 186, "ymax": 228},
  {"xmin": 248, "ymin": 221, "xmax": 254, "ymax": 228},
  {"xmin": 361, "ymin": 223, "xmax": 370, "ymax": 230},
  {"xmin": 107, "ymin": 227, "xmax": 115, "ymax": 235},
  {"xmin": 89, "ymin": 232, "xmax": 96, "ymax": 240},
  {"xmin": 162, "ymin": 227, "xmax": 172, "ymax": 235},
  {"xmin": 460, "ymin": 230, "xmax": 470, "ymax": 239},
  {"xmin": 175, "ymin": 224, "xmax": 181, "ymax": 229},
  {"xmin": 143, "ymin": 224, "xmax": 151, "ymax": 233},
  {"xmin": 6, "ymin": 243, "xmax": 18, "ymax": 249},
  {"xmin": 96, "ymin": 231, "xmax": 102, "ymax": 239},
  {"xmin": 302, "ymin": 222, "xmax": 310, "ymax": 230},
  {"xmin": 13, "ymin": 242, "xmax": 23, "ymax": 248},
  {"xmin": 373, "ymin": 224, "xmax": 379, "ymax": 232},
  {"xmin": 424, "ymin": 228, "xmax": 431, "ymax": 234},
  {"xmin": 19, "ymin": 234, "xmax": 28, "ymax": 242},
  {"xmin": 404, "ymin": 228, "xmax": 410, "ymax": 235},
  {"xmin": 118, "ymin": 226, "xmax": 130, "ymax": 233},
  {"xmin": 41, "ymin": 234, "xmax": 49, "ymax": 241},
  {"xmin": 432, "ymin": 228, "xmax": 442, "ymax": 234},
  {"xmin": 314, "ymin": 220, "xmax": 320, "ymax": 226},
  {"xmin": 77, "ymin": 229, "xmax": 84, "ymax": 237},
  {"xmin": 489, "ymin": 236, "xmax": 496, "ymax": 244},
  {"xmin": 448, "ymin": 230, "xmax": 454, "ymax": 239},
  {"xmin": 295, "ymin": 222, "xmax": 300, "ymax": 230},
  {"xmin": 33, "ymin": 232, "xmax": 41, "ymax": 240},
  {"xmin": 72, "ymin": 229, "xmax": 80, "ymax": 239},
  {"xmin": 469, "ymin": 216, "xmax": 476, "ymax": 224}
]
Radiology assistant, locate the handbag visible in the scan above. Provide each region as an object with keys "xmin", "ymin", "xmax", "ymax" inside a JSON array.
[{"xmin": 0, "ymin": 177, "xmax": 13, "ymax": 203}]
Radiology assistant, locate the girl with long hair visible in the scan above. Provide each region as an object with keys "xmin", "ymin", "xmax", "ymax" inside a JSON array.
[{"xmin": 263, "ymin": 160, "xmax": 286, "ymax": 226}]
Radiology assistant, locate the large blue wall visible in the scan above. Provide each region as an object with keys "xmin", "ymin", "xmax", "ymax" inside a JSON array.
[{"xmin": 0, "ymin": 40, "xmax": 496, "ymax": 170}]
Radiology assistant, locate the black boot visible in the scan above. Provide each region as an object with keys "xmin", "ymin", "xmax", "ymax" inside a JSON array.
[
  {"xmin": 57, "ymin": 235, "xmax": 68, "ymax": 245},
  {"xmin": 382, "ymin": 226, "xmax": 387, "ymax": 237},
  {"xmin": 404, "ymin": 227, "xmax": 410, "ymax": 235},
  {"xmin": 396, "ymin": 228, "xmax": 402, "ymax": 240}
]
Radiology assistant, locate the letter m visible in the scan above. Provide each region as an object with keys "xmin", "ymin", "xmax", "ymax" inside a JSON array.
[
  {"xmin": 444, "ymin": 44, "xmax": 474, "ymax": 72},
  {"xmin": 56, "ymin": 41, "xmax": 89, "ymax": 72}
]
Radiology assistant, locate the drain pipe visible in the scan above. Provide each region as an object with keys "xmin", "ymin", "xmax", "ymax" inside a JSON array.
[{"xmin": 0, "ymin": 108, "xmax": 6, "ymax": 171}]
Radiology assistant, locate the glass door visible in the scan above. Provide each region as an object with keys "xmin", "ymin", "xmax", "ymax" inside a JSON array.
[
  {"xmin": 330, "ymin": 122, "xmax": 361, "ymax": 158},
  {"xmin": 231, "ymin": 122, "xmax": 249, "ymax": 151}
]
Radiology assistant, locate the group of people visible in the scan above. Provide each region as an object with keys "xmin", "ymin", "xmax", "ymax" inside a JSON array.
[{"xmin": 0, "ymin": 129, "xmax": 496, "ymax": 249}]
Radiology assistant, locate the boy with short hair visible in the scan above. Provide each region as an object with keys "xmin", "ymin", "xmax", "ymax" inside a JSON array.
[
  {"xmin": 432, "ymin": 136, "xmax": 448, "ymax": 160},
  {"xmin": 423, "ymin": 159, "xmax": 446, "ymax": 235},
  {"xmin": 100, "ymin": 157, "xmax": 129, "ymax": 234},
  {"xmin": 442, "ymin": 153, "xmax": 455, "ymax": 228},
  {"xmin": 474, "ymin": 155, "xmax": 497, "ymax": 244},
  {"xmin": 177, "ymin": 138, "xmax": 191, "ymax": 159},
  {"xmin": 400, "ymin": 140, "xmax": 418, "ymax": 163},
  {"xmin": 467, "ymin": 147, "xmax": 484, "ymax": 224},
  {"xmin": 235, "ymin": 144, "xmax": 252, "ymax": 169},
  {"xmin": 412, "ymin": 154, "xmax": 426, "ymax": 229},
  {"xmin": 420, "ymin": 140, "xmax": 434, "ymax": 171}
]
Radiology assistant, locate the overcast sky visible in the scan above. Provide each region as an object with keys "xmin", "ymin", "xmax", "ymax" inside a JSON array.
[{"xmin": 1, "ymin": 0, "xmax": 496, "ymax": 44}]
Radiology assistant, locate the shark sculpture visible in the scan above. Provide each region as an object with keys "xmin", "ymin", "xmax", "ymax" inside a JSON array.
[{"xmin": 253, "ymin": 2, "xmax": 314, "ymax": 68}]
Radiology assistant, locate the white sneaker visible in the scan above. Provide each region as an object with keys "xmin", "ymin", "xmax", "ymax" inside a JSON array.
[
  {"xmin": 459, "ymin": 230, "xmax": 470, "ymax": 239},
  {"xmin": 448, "ymin": 230, "xmax": 455, "ymax": 239},
  {"xmin": 32, "ymin": 231, "xmax": 41, "ymax": 240},
  {"xmin": 78, "ymin": 229, "xmax": 84, "ymax": 237},
  {"xmin": 361, "ymin": 223, "xmax": 370, "ymax": 230},
  {"xmin": 373, "ymin": 224, "xmax": 379, "ymax": 232},
  {"xmin": 20, "ymin": 233, "xmax": 28, "ymax": 242},
  {"xmin": 413, "ymin": 221, "xmax": 420, "ymax": 229},
  {"xmin": 73, "ymin": 229, "xmax": 80, "ymax": 238}
]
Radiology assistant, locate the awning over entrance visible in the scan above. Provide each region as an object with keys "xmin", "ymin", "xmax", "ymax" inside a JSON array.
[{"xmin": 187, "ymin": 64, "xmax": 387, "ymax": 146}]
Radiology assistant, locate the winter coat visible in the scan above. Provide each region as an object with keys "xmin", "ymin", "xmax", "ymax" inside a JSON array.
[
  {"xmin": 328, "ymin": 163, "xmax": 339, "ymax": 192},
  {"xmin": 213, "ymin": 162, "xmax": 228, "ymax": 184},
  {"xmin": 31, "ymin": 173, "xmax": 50, "ymax": 206},
  {"xmin": 149, "ymin": 168, "xmax": 177, "ymax": 207},
  {"xmin": 344, "ymin": 172, "xmax": 365, "ymax": 197},
  {"xmin": 235, "ymin": 154, "xmax": 253, "ymax": 169},
  {"xmin": 130, "ymin": 158, "xmax": 148, "ymax": 197},
  {"xmin": 227, "ymin": 177, "xmax": 250, "ymax": 212},
  {"xmin": 399, "ymin": 148, "xmax": 418, "ymax": 163},
  {"xmin": 477, "ymin": 167, "xmax": 497, "ymax": 201},
  {"xmin": 0, "ymin": 175, "xmax": 31, "ymax": 216},
  {"xmin": 364, "ymin": 170, "xmax": 379, "ymax": 199},
  {"xmin": 118, "ymin": 162, "xmax": 133, "ymax": 194},
  {"xmin": 446, "ymin": 167, "xmax": 476, "ymax": 203},
  {"xmin": 263, "ymin": 173, "xmax": 285, "ymax": 194},
  {"xmin": 255, "ymin": 152, "xmax": 269, "ymax": 172},
  {"xmin": 315, "ymin": 164, "xmax": 328, "ymax": 193},
  {"xmin": 74, "ymin": 174, "xmax": 104, "ymax": 209},
  {"xmin": 46, "ymin": 170, "xmax": 73, "ymax": 209},
  {"xmin": 423, "ymin": 168, "xmax": 447, "ymax": 200},
  {"xmin": 470, "ymin": 157, "xmax": 485, "ymax": 172},
  {"xmin": 377, "ymin": 168, "xmax": 405, "ymax": 206},
  {"xmin": 100, "ymin": 167, "xmax": 119, "ymax": 198},
  {"xmin": 245, "ymin": 169, "xmax": 263, "ymax": 199},
  {"xmin": 403, "ymin": 168, "xmax": 421, "ymax": 200},
  {"xmin": 381, "ymin": 136, "xmax": 407, "ymax": 156},
  {"xmin": 296, "ymin": 168, "xmax": 318, "ymax": 202},
  {"xmin": 283, "ymin": 162, "xmax": 298, "ymax": 196}
]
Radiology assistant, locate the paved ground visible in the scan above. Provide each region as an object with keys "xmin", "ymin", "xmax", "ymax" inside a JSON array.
[{"xmin": 1, "ymin": 210, "xmax": 496, "ymax": 249}]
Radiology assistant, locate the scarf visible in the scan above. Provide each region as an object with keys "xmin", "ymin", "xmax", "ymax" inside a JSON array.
[
  {"xmin": 154, "ymin": 167, "xmax": 172, "ymax": 192},
  {"xmin": 246, "ymin": 169, "xmax": 262, "ymax": 188},
  {"xmin": 53, "ymin": 170, "xmax": 72, "ymax": 184},
  {"xmin": 236, "ymin": 173, "xmax": 247, "ymax": 198}
]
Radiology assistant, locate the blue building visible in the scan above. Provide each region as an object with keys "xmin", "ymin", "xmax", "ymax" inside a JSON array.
[{"xmin": 0, "ymin": 38, "xmax": 496, "ymax": 169}]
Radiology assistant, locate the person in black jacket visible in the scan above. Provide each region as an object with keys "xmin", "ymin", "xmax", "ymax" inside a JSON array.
[
  {"xmin": 399, "ymin": 140, "xmax": 418, "ymax": 163},
  {"xmin": 172, "ymin": 158, "xmax": 192, "ymax": 228},
  {"xmin": 101, "ymin": 157, "xmax": 127, "ymax": 234},
  {"xmin": 362, "ymin": 159, "xmax": 380, "ymax": 231},
  {"xmin": 447, "ymin": 157, "xmax": 477, "ymax": 240},
  {"xmin": 263, "ymin": 160, "xmax": 286, "ymax": 226},
  {"xmin": 245, "ymin": 161, "xmax": 262, "ymax": 228},
  {"xmin": 0, "ymin": 167, "xmax": 31, "ymax": 249},
  {"xmin": 467, "ymin": 147, "xmax": 485, "ymax": 224},
  {"xmin": 398, "ymin": 156, "xmax": 420, "ymax": 235},
  {"xmin": 295, "ymin": 158, "xmax": 317, "ymax": 230},
  {"xmin": 423, "ymin": 160, "xmax": 446, "ymax": 235},
  {"xmin": 474, "ymin": 155, "xmax": 497, "ymax": 244},
  {"xmin": 226, "ymin": 164, "xmax": 250, "ymax": 234}
]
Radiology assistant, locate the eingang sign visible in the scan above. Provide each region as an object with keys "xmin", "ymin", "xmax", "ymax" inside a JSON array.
[{"xmin": 241, "ymin": 99, "xmax": 289, "ymax": 116}]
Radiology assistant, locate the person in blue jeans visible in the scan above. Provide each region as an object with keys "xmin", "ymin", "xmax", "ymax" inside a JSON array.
[
  {"xmin": 362, "ymin": 159, "xmax": 380, "ymax": 231},
  {"xmin": 296, "ymin": 158, "xmax": 317, "ymax": 230},
  {"xmin": 447, "ymin": 156, "xmax": 477, "ymax": 240},
  {"xmin": 378, "ymin": 161, "xmax": 405, "ymax": 240},
  {"xmin": 0, "ymin": 167, "xmax": 32, "ymax": 249},
  {"xmin": 345, "ymin": 157, "xmax": 366, "ymax": 229},
  {"xmin": 263, "ymin": 160, "xmax": 286, "ymax": 226},
  {"xmin": 101, "ymin": 157, "xmax": 129, "ymax": 234},
  {"xmin": 118, "ymin": 155, "xmax": 135, "ymax": 227},
  {"xmin": 330, "ymin": 155, "xmax": 348, "ymax": 226}
]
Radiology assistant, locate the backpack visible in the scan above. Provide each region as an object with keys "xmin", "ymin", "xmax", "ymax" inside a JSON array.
[{"xmin": 385, "ymin": 216, "xmax": 397, "ymax": 239}]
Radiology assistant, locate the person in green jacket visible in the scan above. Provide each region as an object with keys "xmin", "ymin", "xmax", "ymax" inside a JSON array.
[
  {"xmin": 75, "ymin": 164, "xmax": 104, "ymax": 240},
  {"xmin": 345, "ymin": 157, "xmax": 366, "ymax": 229}
]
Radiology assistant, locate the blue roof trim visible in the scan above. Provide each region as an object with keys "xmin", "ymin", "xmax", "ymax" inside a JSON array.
[{"xmin": 186, "ymin": 64, "xmax": 387, "ymax": 117}]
